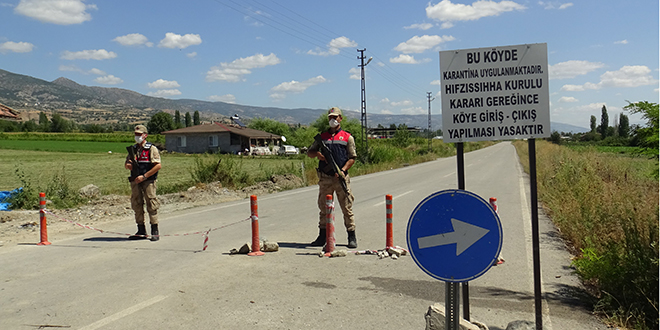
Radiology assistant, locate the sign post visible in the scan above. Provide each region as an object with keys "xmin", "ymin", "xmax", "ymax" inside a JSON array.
[
  {"xmin": 407, "ymin": 189, "xmax": 503, "ymax": 329},
  {"xmin": 439, "ymin": 43, "xmax": 550, "ymax": 330}
]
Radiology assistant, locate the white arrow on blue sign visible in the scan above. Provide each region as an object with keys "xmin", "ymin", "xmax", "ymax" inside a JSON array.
[{"xmin": 407, "ymin": 189, "xmax": 503, "ymax": 282}]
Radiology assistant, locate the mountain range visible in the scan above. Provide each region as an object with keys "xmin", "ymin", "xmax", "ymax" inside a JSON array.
[{"xmin": 0, "ymin": 69, "xmax": 588, "ymax": 133}]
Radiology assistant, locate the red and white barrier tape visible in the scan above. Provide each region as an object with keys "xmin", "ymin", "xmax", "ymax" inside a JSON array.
[{"xmin": 43, "ymin": 209, "xmax": 251, "ymax": 251}]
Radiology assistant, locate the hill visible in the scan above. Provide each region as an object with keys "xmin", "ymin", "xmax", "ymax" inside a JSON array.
[{"xmin": 0, "ymin": 68, "xmax": 586, "ymax": 132}]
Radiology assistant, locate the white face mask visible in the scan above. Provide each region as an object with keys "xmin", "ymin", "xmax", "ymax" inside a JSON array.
[
  {"xmin": 135, "ymin": 134, "xmax": 145, "ymax": 144},
  {"xmin": 329, "ymin": 118, "xmax": 339, "ymax": 128}
]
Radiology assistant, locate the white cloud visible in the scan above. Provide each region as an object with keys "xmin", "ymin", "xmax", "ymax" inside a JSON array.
[
  {"xmin": 206, "ymin": 53, "xmax": 281, "ymax": 82},
  {"xmin": 394, "ymin": 35, "xmax": 455, "ymax": 54},
  {"xmin": 379, "ymin": 109, "xmax": 394, "ymax": 115},
  {"xmin": 401, "ymin": 106, "xmax": 426, "ymax": 115},
  {"xmin": 147, "ymin": 89, "xmax": 182, "ymax": 97},
  {"xmin": 88, "ymin": 68, "xmax": 105, "ymax": 75},
  {"xmin": 349, "ymin": 67, "xmax": 361, "ymax": 80},
  {"xmin": 614, "ymin": 40, "xmax": 628, "ymax": 45},
  {"xmin": 539, "ymin": 1, "xmax": 573, "ymax": 10},
  {"xmin": 113, "ymin": 33, "xmax": 153, "ymax": 47},
  {"xmin": 404, "ymin": 23, "xmax": 434, "ymax": 30},
  {"xmin": 158, "ymin": 32, "xmax": 202, "ymax": 49},
  {"xmin": 147, "ymin": 79, "xmax": 180, "ymax": 89},
  {"xmin": 94, "ymin": 75, "xmax": 123, "ymax": 85},
  {"xmin": 270, "ymin": 75, "xmax": 327, "ymax": 99},
  {"xmin": 61, "ymin": 49, "xmax": 117, "ymax": 60},
  {"xmin": 380, "ymin": 98, "xmax": 391, "ymax": 104},
  {"xmin": 187, "ymin": 52, "xmax": 197, "ymax": 58},
  {"xmin": 549, "ymin": 60, "xmax": 605, "ymax": 79},
  {"xmin": 430, "ymin": 80, "xmax": 441, "ymax": 85},
  {"xmin": 14, "ymin": 0, "xmax": 96, "ymax": 25},
  {"xmin": 58, "ymin": 65, "xmax": 105, "ymax": 75},
  {"xmin": 208, "ymin": 94, "xmax": 236, "ymax": 103},
  {"xmin": 560, "ymin": 65, "xmax": 658, "ymax": 91},
  {"xmin": 389, "ymin": 54, "xmax": 430, "ymax": 64},
  {"xmin": 0, "ymin": 41, "xmax": 34, "ymax": 53},
  {"xmin": 558, "ymin": 96, "xmax": 578, "ymax": 103},
  {"xmin": 426, "ymin": 0, "xmax": 525, "ymax": 27},
  {"xmin": 391, "ymin": 100, "xmax": 414, "ymax": 107},
  {"xmin": 307, "ymin": 36, "xmax": 357, "ymax": 56}
]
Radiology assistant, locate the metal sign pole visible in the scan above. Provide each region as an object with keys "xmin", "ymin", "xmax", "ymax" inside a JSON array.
[
  {"xmin": 528, "ymin": 139, "xmax": 543, "ymax": 330},
  {"xmin": 456, "ymin": 142, "xmax": 469, "ymax": 325},
  {"xmin": 446, "ymin": 282, "xmax": 460, "ymax": 330}
]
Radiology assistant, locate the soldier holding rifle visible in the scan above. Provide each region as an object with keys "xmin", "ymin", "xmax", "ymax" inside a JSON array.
[
  {"xmin": 125, "ymin": 124, "xmax": 162, "ymax": 241},
  {"xmin": 307, "ymin": 107, "xmax": 358, "ymax": 248}
]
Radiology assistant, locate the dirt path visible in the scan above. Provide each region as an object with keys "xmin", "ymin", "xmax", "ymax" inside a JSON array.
[{"xmin": 0, "ymin": 174, "xmax": 305, "ymax": 247}]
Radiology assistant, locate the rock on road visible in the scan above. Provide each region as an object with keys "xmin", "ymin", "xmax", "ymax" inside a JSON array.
[{"xmin": 0, "ymin": 142, "xmax": 608, "ymax": 330}]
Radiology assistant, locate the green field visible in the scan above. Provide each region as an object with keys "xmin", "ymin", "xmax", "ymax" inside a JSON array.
[{"xmin": 0, "ymin": 140, "xmax": 130, "ymax": 153}]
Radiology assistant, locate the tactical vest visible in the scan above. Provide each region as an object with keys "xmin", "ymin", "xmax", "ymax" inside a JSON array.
[
  {"xmin": 318, "ymin": 129, "xmax": 351, "ymax": 175},
  {"xmin": 137, "ymin": 142, "xmax": 159, "ymax": 181}
]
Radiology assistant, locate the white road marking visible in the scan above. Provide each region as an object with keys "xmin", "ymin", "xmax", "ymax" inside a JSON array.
[
  {"xmin": 373, "ymin": 190, "xmax": 413, "ymax": 207},
  {"xmin": 78, "ymin": 295, "xmax": 167, "ymax": 330},
  {"xmin": 517, "ymin": 159, "xmax": 553, "ymax": 330},
  {"xmin": 443, "ymin": 172, "xmax": 456, "ymax": 178}
]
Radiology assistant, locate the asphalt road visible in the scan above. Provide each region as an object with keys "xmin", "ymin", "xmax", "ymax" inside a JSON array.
[{"xmin": 0, "ymin": 142, "xmax": 609, "ymax": 330}]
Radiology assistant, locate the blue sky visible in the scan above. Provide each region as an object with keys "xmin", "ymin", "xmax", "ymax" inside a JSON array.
[{"xmin": 1, "ymin": 0, "xmax": 658, "ymax": 129}]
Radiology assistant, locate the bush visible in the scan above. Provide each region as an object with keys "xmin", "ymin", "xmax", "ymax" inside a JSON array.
[
  {"xmin": 5, "ymin": 166, "xmax": 38, "ymax": 209},
  {"xmin": 189, "ymin": 155, "xmax": 253, "ymax": 188},
  {"xmin": 45, "ymin": 167, "xmax": 85, "ymax": 209}
]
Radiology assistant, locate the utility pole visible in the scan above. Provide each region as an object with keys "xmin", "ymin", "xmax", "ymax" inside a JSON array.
[
  {"xmin": 427, "ymin": 92, "xmax": 435, "ymax": 152},
  {"xmin": 358, "ymin": 48, "xmax": 372, "ymax": 163}
]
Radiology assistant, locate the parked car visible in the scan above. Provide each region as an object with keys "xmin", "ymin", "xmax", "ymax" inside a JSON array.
[
  {"xmin": 250, "ymin": 146, "xmax": 272, "ymax": 155},
  {"xmin": 278, "ymin": 145, "xmax": 299, "ymax": 155}
]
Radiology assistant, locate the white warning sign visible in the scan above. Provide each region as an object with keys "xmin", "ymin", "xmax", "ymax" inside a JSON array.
[{"xmin": 440, "ymin": 43, "xmax": 550, "ymax": 142}]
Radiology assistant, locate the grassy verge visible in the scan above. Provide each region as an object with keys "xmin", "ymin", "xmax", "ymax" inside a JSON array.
[{"xmin": 513, "ymin": 140, "xmax": 659, "ymax": 330}]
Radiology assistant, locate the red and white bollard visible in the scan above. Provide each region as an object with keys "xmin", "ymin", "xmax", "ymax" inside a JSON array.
[
  {"xmin": 386, "ymin": 194, "xmax": 393, "ymax": 249},
  {"xmin": 38, "ymin": 192, "xmax": 51, "ymax": 246},
  {"xmin": 489, "ymin": 197, "xmax": 504, "ymax": 265},
  {"xmin": 324, "ymin": 194, "xmax": 335, "ymax": 256},
  {"xmin": 489, "ymin": 197, "xmax": 498, "ymax": 213},
  {"xmin": 248, "ymin": 195, "xmax": 264, "ymax": 256}
]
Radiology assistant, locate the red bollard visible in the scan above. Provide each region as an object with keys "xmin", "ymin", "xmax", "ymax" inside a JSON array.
[
  {"xmin": 248, "ymin": 195, "xmax": 264, "ymax": 256},
  {"xmin": 386, "ymin": 194, "xmax": 393, "ymax": 249},
  {"xmin": 324, "ymin": 194, "xmax": 335, "ymax": 256},
  {"xmin": 490, "ymin": 197, "xmax": 504, "ymax": 265},
  {"xmin": 489, "ymin": 197, "xmax": 498, "ymax": 213},
  {"xmin": 37, "ymin": 192, "xmax": 51, "ymax": 246}
]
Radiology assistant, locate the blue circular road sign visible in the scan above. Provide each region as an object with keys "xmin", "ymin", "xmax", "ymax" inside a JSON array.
[{"xmin": 407, "ymin": 189, "xmax": 502, "ymax": 282}]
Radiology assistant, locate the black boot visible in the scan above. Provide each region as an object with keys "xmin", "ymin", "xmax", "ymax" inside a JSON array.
[
  {"xmin": 150, "ymin": 224, "xmax": 159, "ymax": 241},
  {"xmin": 310, "ymin": 228, "xmax": 326, "ymax": 246},
  {"xmin": 128, "ymin": 224, "xmax": 147, "ymax": 240},
  {"xmin": 347, "ymin": 230, "xmax": 357, "ymax": 249}
]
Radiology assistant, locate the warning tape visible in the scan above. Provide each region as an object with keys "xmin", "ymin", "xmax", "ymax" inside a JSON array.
[{"xmin": 43, "ymin": 209, "xmax": 252, "ymax": 251}]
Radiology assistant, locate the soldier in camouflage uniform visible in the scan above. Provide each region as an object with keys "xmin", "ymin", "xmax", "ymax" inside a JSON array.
[{"xmin": 307, "ymin": 107, "xmax": 358, "ymax": 248}]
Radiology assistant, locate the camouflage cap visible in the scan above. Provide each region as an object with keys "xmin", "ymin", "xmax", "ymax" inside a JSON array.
[
  {"xmin": 327, "ymin": 107, "xmax": 343, "ymax": 117},
  {"xmin": 134, "ymin": 124, "xmax": 148, "ymax": 134}
]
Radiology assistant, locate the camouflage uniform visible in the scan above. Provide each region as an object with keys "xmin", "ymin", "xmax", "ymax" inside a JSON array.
[{"xmin": 308, "ymin": 128, "xmax": 357, "ymax": 231}]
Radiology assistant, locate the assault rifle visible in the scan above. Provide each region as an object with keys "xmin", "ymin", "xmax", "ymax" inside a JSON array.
[
  {"xmin": 314, "ymin": 134, "xmax": 349, "ymax": 194},
  {"xmin": 126, "ymin": 145, "xmax": 140, "ymax": 182}
]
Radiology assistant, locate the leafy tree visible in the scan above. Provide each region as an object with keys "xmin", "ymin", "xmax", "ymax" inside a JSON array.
[
  {"xmin": 393, "ymin": 124, "xmax": 412, "ymax": 147},
  {"xmin": 590, "ymin": 115, "xmax": 597, "ymax": 133},
  {"xmin": 38, "ymin": 112, "xmax": 50, "ymax": 132},
  {"xmin": 147, "ymin": 112, "xmax": 175, "ymax": 135},
  {"xmin": 618, "ymin": 113, "xmax": 630, "ymax": 138},
  {"xmin": 193, "ymin": 111, "xmax": 200, "ymax": 125},
  {"xmin": 174, "ymin": 110, "xmax": 183, "ymax": 129},
  {"xmin": 185, "ymin": 112, "xmax": 192, "ymax": 127},
  {"xmin": 0, "ymin": 119, "xmax": 19, "ymax": 132},
  {"xmin": 248, "ymin": 117, "xmax": 291, "ymax": 137},
  {"xmin": 21, "ymin": 119, "xmax": 38, "ymax": 132},
  {"xmin": 549, "ymin": 131, "xmax": 562, "ymax": 145},
  {"xmin": 625, "ymin": 101, "xmax": 659, "ymax": 156},
  {"xmin": 50, "ymin": 113, "xmax": 71, "ymax": 132},
  {"xmin": 600, "ymin": 105, "xmax": 609, "ymax": 137},
  {"xmin": 288, "ymin": 126, "xmax": 318, "ymax": 148}
]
